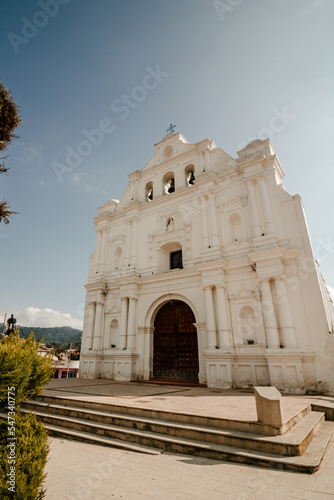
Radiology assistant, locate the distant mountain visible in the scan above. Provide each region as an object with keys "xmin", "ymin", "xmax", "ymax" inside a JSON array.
[{"xmin": 1, "ymin": 325, "xmax": 82, "ymax": 344}]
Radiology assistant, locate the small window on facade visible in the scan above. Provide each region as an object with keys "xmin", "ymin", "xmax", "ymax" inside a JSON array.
[{"xmin": 170, "ymin": 250, "xmax": 183, "ymax": 269}]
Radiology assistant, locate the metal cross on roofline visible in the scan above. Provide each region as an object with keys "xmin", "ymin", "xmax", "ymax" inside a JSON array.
[{"xmin": 166, "ymin": 123, "xmax": 176, "ymax": 134}]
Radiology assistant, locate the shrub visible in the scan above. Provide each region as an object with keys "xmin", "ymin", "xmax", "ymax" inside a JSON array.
[
  {"xmin": 0, "ymin": 413, "xmax": 49, "ymax": 499},
  {"xmin": 0, "ymin": 332, "xmax": 54, "ymax": 499},
  {"xmin": 0, "ymin": 332, "xmax": 54, "ymax": 412}
]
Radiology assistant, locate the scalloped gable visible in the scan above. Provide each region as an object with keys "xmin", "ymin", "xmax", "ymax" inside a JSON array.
[{"xmin": 141, "ymin": 132, "xmax": 195, "ymax": 172}]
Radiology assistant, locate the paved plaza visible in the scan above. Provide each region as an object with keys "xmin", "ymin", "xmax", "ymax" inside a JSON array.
[
  {"xmin": 43, "ymin": 378, "xmax": 327, "ymax": 423},
  {"xmin": 45, "ymin": 434, "xmax": 334, "ymax": 499},
  {"xmin": 42, "ymin": 380, "xmax": 334, "ymax": 499}
]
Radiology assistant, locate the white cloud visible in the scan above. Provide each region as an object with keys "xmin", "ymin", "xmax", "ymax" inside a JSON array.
[
  {"xmin": 9, "ymin": 307, "xmax": 83, "ymax": 329},
  {"xmin": 18, "ymin": 144, "xmax": 43, "ymax": 164},
  {"xmin": 67, "ymin": 171, "xmax": 107, "ymax": 195}
]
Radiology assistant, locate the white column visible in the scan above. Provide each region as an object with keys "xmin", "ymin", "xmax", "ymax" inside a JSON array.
[
  {"xmin": 99, "ymin": 230, "xmax": 107, "ymax": 273},
  {"xmin": 208, "ymin": 192, "xmax": 220, "ymax": 248},
  {"xmin": 119, "ymin": 297, "xmax": 128, "ymax": 349},
  {"xmin": 124, "ymin": 221, "xmax": 132, "ymax": 267},
  {"xmin": 199, "ymin": 151, "xmax": 205, "ymax": 172},
  {"xmin": 95, "ymin": 230, "xmax": 102, "ymax": 273},
  {"xmin": 246, "ymin": 180, "xmax": 262, "ymax": 237},
  {"xmin": 93, "ymin": 302, "xmax": 104, "ymax": 350},
  {"xmin": 257, "ymin": 177, "xmax": 275, "ymax": 234},
  {"xmin": 204, "ymin": 149, "xmax": 211, "ymax": 170},
  {"xmin": 103, "ymin": 314, "xmax": 110, "ymax": 349},
  {"xmin": 127, "ymin": 297, "xmax": 137, "ymax": 350},
  {"xmin": 216, "ymin": 285, "xmax": 232, "ymax": 348},
  {"xmin": 106, "ymin": 240, "xmax": 112, "ymax": 272},
  {"xmin": 144, "ymin": 327, "xmax": 154, "ymax": 379},
  {"xmin": 204, "ymin": 286, "xmax": 217, "ymax": 349},
  {"xmin": 260, "ymin": 279, "xmax": 280, "ymax": 348},
  {"xmin": 131, "ymin": 218, "xmax": 138, "ymax": 266},
  {"xmin": 84, "ymin": 301, "xmax": 96, "ymax": 350},
  {"xmin": 200, "ymin": 195, "xmax": 209, "ymax": 249},
  {"xmin": 274, "ymin": 276, "xmax": 297, "ymax": 348}
]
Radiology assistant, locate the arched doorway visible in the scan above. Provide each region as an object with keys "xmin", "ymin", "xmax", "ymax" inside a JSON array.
[{"xmin": 153, "ymin": 300, "xmax": 199, "ymax": 381}]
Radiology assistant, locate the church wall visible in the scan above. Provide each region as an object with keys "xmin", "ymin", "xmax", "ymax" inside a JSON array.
[{"xmin": 80, "ymin": 133, "xmax": 334, "ymax": 394}]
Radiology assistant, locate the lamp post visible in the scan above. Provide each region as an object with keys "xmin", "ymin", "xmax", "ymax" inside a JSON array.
[{"xmin": 6, "ymin": 314, "xmax": 17, "ymax": 334}]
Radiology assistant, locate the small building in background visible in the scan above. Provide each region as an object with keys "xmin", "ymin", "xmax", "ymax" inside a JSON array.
[
  {"xmin": 53, "ymin": 359, "xmax": 80, "ymax": 379},
  {"xmin": 38, "ymin": 343, "xmax": 80, "ymax": 378}
]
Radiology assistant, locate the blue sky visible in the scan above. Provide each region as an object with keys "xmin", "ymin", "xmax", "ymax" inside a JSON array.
[{"xmin": 1, "ymin": 0, "xmax": 334, "ymax": 328}]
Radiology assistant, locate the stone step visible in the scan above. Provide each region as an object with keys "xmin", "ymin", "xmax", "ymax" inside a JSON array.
[
  {"xmin": 0, "ymin": 412, "xmax": 160, "ymax": 456},
  {"xmin": 21, "ymin": 400, "xmax": 324, "ymax": 457},
  {"xmin": 14, "ymin": 410, "xmax": 334, "ymax": 473},
  {"xmin": 45, "ymin": 424, "xmax": 162, "ymax": 455},
  {"xmin": 34, "ymin": 394, "xmax": 311, "ymax": 436}
]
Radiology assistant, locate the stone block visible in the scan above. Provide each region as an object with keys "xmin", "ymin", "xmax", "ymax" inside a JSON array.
[{"xmin": 254, "ymin": 386, "xmax": 284, "ymax": 429}]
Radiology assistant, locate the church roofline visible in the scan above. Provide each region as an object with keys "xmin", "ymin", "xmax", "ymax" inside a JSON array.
[{"xmin": 153, "ymin": 131, "xmax": 189, "ymax": 147}]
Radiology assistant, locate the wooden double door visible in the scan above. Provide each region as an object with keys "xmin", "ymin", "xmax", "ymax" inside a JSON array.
[{"xmin": 153, "ymin": 300, "xmax": 199, "ymax": 381}]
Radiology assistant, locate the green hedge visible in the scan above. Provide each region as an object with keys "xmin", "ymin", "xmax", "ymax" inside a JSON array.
[
  {"xmin": 0, "ymin": 332, "xmax": 54, "ymax": 499},
  {"xmin": 0, "ymin": 333, "xmax": 54, "ymax": 412},
  {"xmin": 0, "ymin": 413, "xmax": 49, "ymax": 499}
]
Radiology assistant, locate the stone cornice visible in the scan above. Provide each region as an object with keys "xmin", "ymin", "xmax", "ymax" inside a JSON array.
[{"xmin": 197, "ymin": 258, "xmax": 228, "ymax": 273}]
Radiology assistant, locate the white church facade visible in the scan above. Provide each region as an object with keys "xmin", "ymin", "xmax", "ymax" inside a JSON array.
[{"xmin": 80, "ymin": 131, "xmax": 334, "ymax": 394}]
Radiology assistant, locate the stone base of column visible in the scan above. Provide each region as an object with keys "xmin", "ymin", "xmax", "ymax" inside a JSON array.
[
  {"xmin": 79, "ymin": 353, "xmax": 103, "ymax": 379},
  {"xmin": 265, "ymin": 350, "xmax": 305, "ymax": 394},
  {"xmin": 82, "ymin": 337, "xmax": 93, "ymax": 353},
  {"xmin": 207, "ymin": 329, "xmax": 218, "ymax": 349},
  {"xmin": 200, "ymin": 248, "xmax": 223, "ymax": 260},
  {"xmin": 79, "ymin": 351, "xmax": 139, "ymax": 381},
  {"xmin": 121, "ymin": 265, "xmax": 138, "ymax": 277},
  {"xmin": 281, "ymin": 327, "xmax": 298, "ymax": 348},
  {"xmin": 218, "ymin": 331, "xmax": 232, "ymax": 349},
  {"xmin": 251, "ymin": 234, "xmax": 278, "ymax": 248},
  {"xmin": 127, "ymin": 335, "xmax": 136, "ymax": 350},
  {"xmin": 203, "ymin": 351, "xmax": 233, "ymax": 389},
  {"xmin": 101, "ymin": 351, "xmax": 139, "ymax": 381},
  {"xmin": 92, "ymin": 338, "xmax": 102, "ymax": 350}
]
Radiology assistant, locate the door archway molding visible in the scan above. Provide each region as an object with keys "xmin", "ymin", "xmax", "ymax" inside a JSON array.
[{"xmin": 144, "ymin": 293, "xmax": 199, "ymax": 329}]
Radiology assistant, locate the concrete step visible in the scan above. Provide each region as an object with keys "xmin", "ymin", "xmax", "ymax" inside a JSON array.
[
  {"xmin": 15, "ymin": 410, "xmax": 334, "ymax": 473},
  {"xmin": 21, "ymin": 400, "xmax": 324, "ymax": 457},
  {"xmin": 33, "ymin": 394, "xmax": 311, "ymax": 436},
  {"xmin": 45, "ymin": 424, "xmax": 162, "ymax": 455},
  {"xmin": 0, "ymin": 412, "xmax": 160, "ymax": 456}
]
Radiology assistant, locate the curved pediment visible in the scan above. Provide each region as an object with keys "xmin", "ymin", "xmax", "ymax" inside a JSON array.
[{"xmin": 141, "ymin": 132, "xmax": 194, "ymax": 172}]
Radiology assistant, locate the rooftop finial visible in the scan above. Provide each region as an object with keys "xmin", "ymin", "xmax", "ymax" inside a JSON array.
[{"xmin": 166, "ymin": 123, "xmax": 176, "ymax": 134}]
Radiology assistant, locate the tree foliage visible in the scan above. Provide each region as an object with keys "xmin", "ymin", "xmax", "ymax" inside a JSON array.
[
  {"xmin": 0, "ymin": 332, "xmax": 54, "ymax": 413},
  {"xmin": 18, "ymin": 325, "xmax": 82, "ymax": 344},
  {"xmin": 0, "ymin": 81, "xmax": 21, "ymax": 224},
  {"xmin": 0, "ymin": 413, "xmax": 49, "ymax": 499},
  {"xmin": 0, "ymin": 333, "xmax": 53, "ymax": 499}
]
